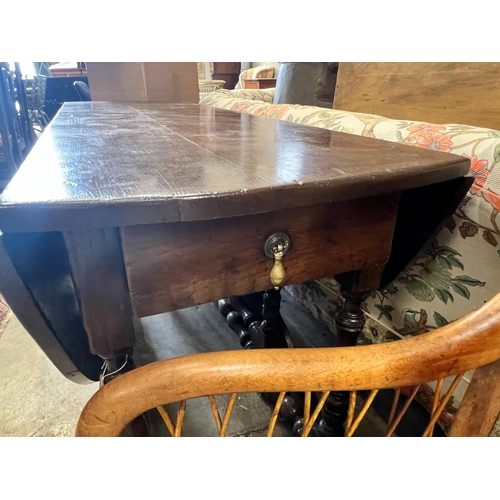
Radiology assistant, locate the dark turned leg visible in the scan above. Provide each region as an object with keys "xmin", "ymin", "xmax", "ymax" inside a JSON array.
[
  {"xmin": 255, "ymin": 288, "xmax": 293, "ymax": 349},
  {"xmin": 217, "ymin": 295, "xmax": 261, "ymax": 349},
  {"xmin": 252, "ymin": 289, "xmax": 305, "ymax": 429},
  {"xmin": 218, "ymin": 296, "xmax": 257, "ymax": 328},
  {"xmin": 315, "ymin": 268, "xmax": 383, "ymax": 437},
  {"xmin": 226, "ymin": 311, "xmax": 254, "ymax": 349},
  {"xmin": 219, "ymin": 290, "xmax": 301, "ymax": 428},
  {"xmin": 290, "ymin": 288, "xmax": 370, "ymax": 438},
  {"xmin": 218, "ymin": 290, "xmax": 292, "ymax": 349},
  {"xmin": 314, "ymin": 289, "xmax": 370, "ymax": 436},
  {"xmin": 335, "ymin": 289, "xmax": 371, "ymax": 347}
]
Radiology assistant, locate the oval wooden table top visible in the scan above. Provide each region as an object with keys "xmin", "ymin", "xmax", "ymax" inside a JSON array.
[{"xmin": 0, "ymin": 101, "xmax": 470, "ymax": 232}]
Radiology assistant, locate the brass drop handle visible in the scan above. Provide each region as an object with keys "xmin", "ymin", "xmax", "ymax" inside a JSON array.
[
  {"xmin": 270, "ymin": 243, "xmax": 286, "ymax": 289},
  {"xmin": 264, "ymin": 233, "xmax": 291, "ymax": 290}
]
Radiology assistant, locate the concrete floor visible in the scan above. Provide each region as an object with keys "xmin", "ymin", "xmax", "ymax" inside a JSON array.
[
  {"xmin": 0, "ymin": 314, "xmax": 98, "ymax": 437},
  {"xmin": 0, "ymin": 296, "xmax": 390, "ymax": 437},
  {"xmin": 0, "ymin": 295, "xmax": 337, "ymax": 437}
]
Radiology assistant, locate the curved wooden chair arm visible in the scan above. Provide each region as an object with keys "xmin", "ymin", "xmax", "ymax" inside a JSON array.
[{"xmin": 76, "ymin": 292, "xmax": 500, "ymax": 437}]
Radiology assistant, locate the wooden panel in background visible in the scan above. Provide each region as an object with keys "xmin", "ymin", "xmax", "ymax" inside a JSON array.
[
  {"xmin": 122, "ymin": 195, "xmax": 399, "ymax": 317},
  {"xmin": 334, "ymin": 63, "xmax": 500, "ymax": 130},
  {"xmin": 86, "ymin": 62, "xmax": 199, "ymax": 103}
]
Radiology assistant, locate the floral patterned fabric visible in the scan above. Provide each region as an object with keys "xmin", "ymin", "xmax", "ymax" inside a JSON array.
[
  {"xmin": 200, "ymin": 89, "xmax": 500, "ymax": 432},
  {"xmin": 201, "ymin": 88, "xmax": 275, "ymax": 105},
  {"xmin": 200, "ymin": 89, "xmax": 500, "ymax": 344}
]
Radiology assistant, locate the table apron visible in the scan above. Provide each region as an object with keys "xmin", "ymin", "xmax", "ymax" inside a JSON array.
[{"xmin": 121, "ymin": 194, "xmax": 400, "ymax": 318}]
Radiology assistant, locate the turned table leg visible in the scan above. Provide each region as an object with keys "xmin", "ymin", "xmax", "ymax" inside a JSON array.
[
  {"xmin": 218, "ymin": 289, "xmax": 292, "ymax": 349},
  {"xmin": 315, "ymin": 289, "xmax": 370, "ymax": 436},
  {"xmin": 335, "ymin": 289, "xmax": 372, "ymax": 347},
  {"xmin": 258, "ymin": 289, "xmax": 293, "ymax": 349},
  {"xmin": 315, "ymin": 268, "xmax": 383, "ymax": 437},
  {"xmin": 217, "ymin": 295, "xmax": 259, "ymax": 349},
  {"xmin": 218, "ymin": 268, "xmax": 383, "ymax": 437}
]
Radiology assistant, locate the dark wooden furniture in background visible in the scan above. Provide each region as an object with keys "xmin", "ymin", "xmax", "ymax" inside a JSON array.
[
  {"xmin": 0, "ymin": 67, "xmax": 19, "ymax": 180},
  {"xmin": 0, "ymin": 101, "xmax": 470, "ymax": 433},
  {"xmin": 210, "ymin": 62, "xmax": 240, "ymax": 90},
  {"xmin": 243, "ymin": 78, "xmax": 277, "ymax": 90},
  {"xmin": 44, "ymin": 76, "xmax": 89, "ymax": 121}
]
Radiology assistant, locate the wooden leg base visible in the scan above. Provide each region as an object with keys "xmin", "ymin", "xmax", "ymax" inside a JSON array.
[
  {"xmin": 316, "ymin": 286, "xmax": 372, "ymax": 436},
  {"xmin": 314, "ymin": 391, "xmax": 349, "ymax": 437},
  {"xmin": 217, "ymin": 289, "xmax": 293, "ymax": 349}
]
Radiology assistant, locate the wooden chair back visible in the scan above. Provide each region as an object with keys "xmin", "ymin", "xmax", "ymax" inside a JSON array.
[{"xmin": 76, "ymin": 292, "xmax": 500, "ymax": 437}]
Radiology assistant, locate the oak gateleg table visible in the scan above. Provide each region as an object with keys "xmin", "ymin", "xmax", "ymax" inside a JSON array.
[{"xmin": 0, "ymin": 102, "xmax": 471, "ymax": 435}]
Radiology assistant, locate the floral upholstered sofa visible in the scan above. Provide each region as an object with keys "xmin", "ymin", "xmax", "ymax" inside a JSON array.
[
  {"xmin": 200, "ymin": 88, "xmax": 500, "ymax": 431},
  {"xmin": 201, "ymin": 88, "xmax": 500, "ymax": 338}
]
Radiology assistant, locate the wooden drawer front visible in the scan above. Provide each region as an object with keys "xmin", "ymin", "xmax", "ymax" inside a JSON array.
[{"xmin": 122, "ymin": 194, "xmax": 399, "ymax": 318}]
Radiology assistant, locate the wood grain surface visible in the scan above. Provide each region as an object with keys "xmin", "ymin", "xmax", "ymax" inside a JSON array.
[
  {"xmin": 334, "ymin": 63, "xmax": 500, "ymax": 130},
  {"xmin": 64, "ymin": 228, "xmax": 135, "ymax": 357},
  {"xmin": 448, "ymin": 359, "xmax": 500, "ymax": 437},
  {"xmin": 0, "ymin": 101, "xmax": 469, "ymax": 232},
  {"xmin": 243, "ymin": 79, "xmax": 277, "ymax": 89},
  {"xmin": 122, "ymin": 195, "xmax": 399, "ymax": 317}
]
